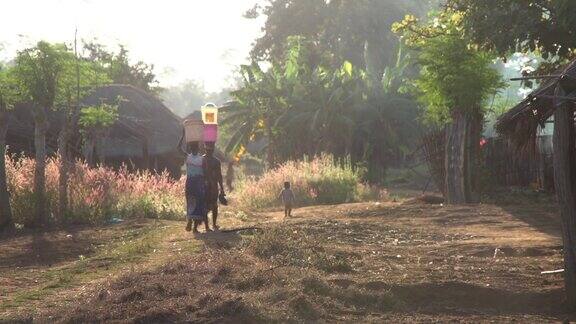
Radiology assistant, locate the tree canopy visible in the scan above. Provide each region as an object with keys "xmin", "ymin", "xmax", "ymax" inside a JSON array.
[
  {"xmin": 83, "ymin": 42, "xmax": 159, "ymax": 93},
  {"xmin": 13, "ymin": 41, "xmax": 73, "ymax": 110},
  {"xmin": 393, "ymin": 11, "xmax": 505, "ymax": 124},
  {"xmin": 446, "ymin": 0, "xmax": 576, "ymax": 64},
  {"xmin": 247, "ymin": 0, "xmax": 434, "ymax": 69}
]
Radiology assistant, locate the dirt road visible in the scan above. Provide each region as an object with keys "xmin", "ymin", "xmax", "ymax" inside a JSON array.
[{"xmin": 1, "ymin": 195, "xmax": 569, "ymax": 322}]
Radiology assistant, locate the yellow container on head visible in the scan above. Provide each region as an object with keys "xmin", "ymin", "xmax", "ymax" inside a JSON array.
[{"xmin": 201, "ymin": 103, "xmax": 218, "ymax": 124}]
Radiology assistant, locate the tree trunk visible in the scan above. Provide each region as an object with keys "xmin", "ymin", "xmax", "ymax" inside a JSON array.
[
  {"xmin": 96, "ymin": 139, "xmax": 104, "ymax": 165},
  {"xmin": 445, "ymin": 111, "xmax": 468, "ymax": 204},
  {"xmin": 445, "ymin": 110, "xmax": 481, "ymax": 204},
  {"xmin": 85, "ymin": 132, "xmax": 96, "ymax": 167},
  {"xmin": 552, "ymin": 87, "xmax": 576, "ymax": 309},
  {"xmin": 142, "ymin": 137, "xmax": 150, "ymax": 170},
  {"xmin": 265, "ymin": 121, "xmax": 276, "ymax": 169},
  {"xmin": 364, "ymin": 39, "xmax": 385, "ymax": 94},
  {"xmin": 32, "ymin": 108, "xmax": 48, "ymax": 227},
  {"xmin": 96, "ymin": 131, "xmax": 107, "ymax": 165},
  {"xmin": 57, "ymin": 121, "xmax": 70, "ymax": 221},
  {"xmin": 465, "ymin": 112, "xmax": 482, "ymax": 203},
  {"xmin": 0, "ymin": 104, "xmax": 14, "ymax": 232}
]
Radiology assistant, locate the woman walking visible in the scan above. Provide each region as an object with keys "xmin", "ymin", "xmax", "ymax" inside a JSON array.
[{"xmin": 180, "ymin": 138, "xmax": 211, "ymax": 233}]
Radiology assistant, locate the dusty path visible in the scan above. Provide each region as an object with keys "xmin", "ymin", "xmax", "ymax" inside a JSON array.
[{"xmin": 1, "ymin": 194, "xmax": 569, "ymax": 322}]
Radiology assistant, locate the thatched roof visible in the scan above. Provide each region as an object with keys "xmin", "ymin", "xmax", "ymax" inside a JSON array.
[
  {"xmin": 6, "ymin": 103, "xmax": 66, "ymax": 155},
  {"xmin": 82, "ymin": 84, "xmax": 183, "ymax": 158},
  {"xmin": 496, "ymin": 60, "xmax": 576, "ymax": 149}
]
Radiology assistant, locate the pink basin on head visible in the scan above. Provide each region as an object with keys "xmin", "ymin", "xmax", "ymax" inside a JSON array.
[{"xmin": 203, "ymin": 124, "xmax": 218, "ymax": 142}]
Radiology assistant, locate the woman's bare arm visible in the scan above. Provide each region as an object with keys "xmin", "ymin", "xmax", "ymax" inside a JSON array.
[{"xmin": 178, "ymin": 130, "xmax": 187, "ymax": 156}]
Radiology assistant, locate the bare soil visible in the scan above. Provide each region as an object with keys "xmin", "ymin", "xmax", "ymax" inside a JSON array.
[{"xmin": 1, "ymin": 194, "xmax": 571, "ymax": 323}]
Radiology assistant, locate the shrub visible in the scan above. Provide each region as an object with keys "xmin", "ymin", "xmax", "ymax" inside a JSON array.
[
  {"xmin": 5, "ymin": 155, "xmax": 185, "ymax": 225},
  {"xmin": 233, "ymin": 154, "xmax": 385, "ymax": 209}
]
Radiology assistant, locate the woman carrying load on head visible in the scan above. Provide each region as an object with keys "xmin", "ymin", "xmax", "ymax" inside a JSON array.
[{"xmin": 179, "ymin": 134, "xmax": 211, "ymax": 233}]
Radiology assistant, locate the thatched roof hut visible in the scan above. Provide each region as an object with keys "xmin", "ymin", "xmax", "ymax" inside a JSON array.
[
  {"xmin": 496, "ymin": 60, "xmax": 576, "ymax": 150},
  {"xmin": 81, "ymin": 84, "xmax": 185, "ymax": 176},
  {"xmin": 6, "ymin": 85, "xmax": 187, "ymax": 177},
  {"xmin": 7, "ymin": 85, "xmax": 231, "ymax": 177},
  {"xmin": 6, "ymin": 104, "xmax": 65, "ymax": 156},
  {"xmin": 497, "ymin": 61, "xmax": 576, "ymax": 288}
]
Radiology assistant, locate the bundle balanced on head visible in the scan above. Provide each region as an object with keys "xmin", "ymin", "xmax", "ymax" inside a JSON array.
[{"xmin": 180, "ymin": 104, "xmax": 225, "ymax": 233}]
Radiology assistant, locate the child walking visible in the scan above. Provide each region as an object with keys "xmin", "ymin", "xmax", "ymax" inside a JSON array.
[{"xmin": 279, "ymin": 181, "xmax": 296, "ymax": 218}]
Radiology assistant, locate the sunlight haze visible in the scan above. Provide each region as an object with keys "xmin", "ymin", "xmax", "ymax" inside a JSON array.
[{"xmin": 0, "ymin": 0, "xmax": 264, "ymax": 91}]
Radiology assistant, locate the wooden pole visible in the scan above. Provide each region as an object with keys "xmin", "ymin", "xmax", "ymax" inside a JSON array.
[{"xmin": 552, "ymin": 85, "xmax": 576, "ymax": 309}]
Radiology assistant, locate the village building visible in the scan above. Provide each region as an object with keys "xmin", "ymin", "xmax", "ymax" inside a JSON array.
[
  {"xmin": 5, "ymin": 84, "xmax": 223, "ymax": 178},
  {"xmin": 6, "ymin": 84, "xmax": 230, "ymax": 178},
  {"xmin": 496, "ymin": 60, "xmax": 576, "ymax": 301},
  {"xmin": 81, "ymin": 84, "xmax": 184, "ymax": 177}
]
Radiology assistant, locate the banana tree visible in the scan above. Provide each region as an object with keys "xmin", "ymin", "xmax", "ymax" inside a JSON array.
[
  {"xmin": 221, "ymin": 62, "xmax": 289, "ymax": 168},
  {"xmin": 277, "ymin": 60, "xmax": 367, "ymax": 160},
  {"xmin": 352, "ymin": 45, "xmax": 419, "ymax": 183}
]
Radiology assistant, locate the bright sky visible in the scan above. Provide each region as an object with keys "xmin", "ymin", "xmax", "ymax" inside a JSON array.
[{"xmin": 0, "ymin": 0, "xmax": 265, "ymax": 92}]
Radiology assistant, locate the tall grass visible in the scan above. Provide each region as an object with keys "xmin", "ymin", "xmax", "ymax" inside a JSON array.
[
  {"xmin": 233, "ymin": 154, "xmax": 386, "ymax": 210},
  {"xmin": 5, "ymin": 155, "xmax": 185, "ymax": 226},
  {"xmin": 5, "ymin": 154, "xmax": 385, "ymax": 225}
]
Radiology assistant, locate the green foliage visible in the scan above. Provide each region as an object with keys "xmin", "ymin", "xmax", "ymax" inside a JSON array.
[
  {"xmin": 0, "ymin": 64, "xmax": 19, "ymax": 109},
  {"xmin": 57, "ymin": 59, "xmax": 110, "ymax": 111},
  {"xmin": 224, "ymin": 35, "xmax": 420, "ymax": 183},
  {"xmin": 79, "ymin": 103, "xmax": 119, "ymax": 129},
  {"xmin": 446, "ymin": 0, "xmax": 576, "ymax": 63},
  {"xmin": 13, "ymin": 41, "xmax": 73, "ymax": 110},
  {"xmin": 248, "ymin": 0, "xmax": 433, "ymax": 69},
  {"xmin": 11, "ymin": 41, "xmax": 110, "ymax": 112},
  {"xmin": 160, "ymin": 80, "xmax": 218, "ymax": 118},
  {"xmin": 394, "ymin": 11, "xmax": 505, "ymax": 125},
  {"xmin": 83, "ymin": 42, "xmax": 159, "ymax": 93}
]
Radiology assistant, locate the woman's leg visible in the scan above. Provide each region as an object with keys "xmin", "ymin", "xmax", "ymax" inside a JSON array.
[
  {"xmin": 212, "ymin": 204, "xmax": 219, "ymax": 229},
  {"xmin": 192, "ymin": 176, "xmax": 210, "ymax": 232},
  {"xmin": 185, "ymin": 177, "xmax": 194, "ymax": 231}
]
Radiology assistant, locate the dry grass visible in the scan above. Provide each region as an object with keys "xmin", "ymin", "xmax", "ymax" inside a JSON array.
[
  {"xmin": 0, "ymin": 220, "xmax": 177, "ymax": 313},
  {"xmin": 5, "ymin": 155, "xmax": 185, "ymax": 226},
  {"xmin": 247, "ymin": 227, "xmax": 355, "ymax": 273},
  {"xmin": 38, "ymin": 240, "xmax": 399, "ymax": 323},
  {"xmin": 232, "ymin": 154, "xmax": 387, "ymax": 210},
  {"xmin": 4, "ymin": 198, "xmax": 569, "ymax": 323}
]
